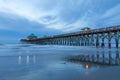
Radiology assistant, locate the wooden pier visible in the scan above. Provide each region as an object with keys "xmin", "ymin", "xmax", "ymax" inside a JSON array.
[{"xmin": 21, "ymin": 25, "xmax": 120, "ymax": 48}]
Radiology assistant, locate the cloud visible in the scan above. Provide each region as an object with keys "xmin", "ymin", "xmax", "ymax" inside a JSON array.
[
  {"xmin": 0, "ymin": 0, "xmax": 93, "ymax": 32},
  {"xmin": 0, "ymin": 0, "xmax": 120, "ymax": 33},
  {"xmin": 95, "ymin": 4, "xmax": 120, "ymax": 27},
  {"xmin": 0, "ymin": 0, "xmax": 120, "ymax": 43},
  {"xmin": 101, "ymin": 4, "xmax": 120, "ymax": 19},
  {"xmin": 0, "ymin": 0, "xmax": 58, "ymax": 23}
]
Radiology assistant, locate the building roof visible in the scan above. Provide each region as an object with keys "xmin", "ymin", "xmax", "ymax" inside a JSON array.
[
  {"xmin": 81, "ymin": 27, "xmax": 91, "ymax": 31},
  {"xmin": 27, "ymin": 33, "xmax": 37, "ymax": 38}
]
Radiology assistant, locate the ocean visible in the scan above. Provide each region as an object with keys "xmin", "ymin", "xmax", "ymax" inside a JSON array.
[{"xmin": 0, "ymin": 44, "xmax": 120, "ymax": 80}]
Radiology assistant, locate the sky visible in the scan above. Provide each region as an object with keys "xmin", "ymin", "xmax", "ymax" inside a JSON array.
[{"xmin": 0, "ymin": 0, "xmax": 120, "ymax": 43}]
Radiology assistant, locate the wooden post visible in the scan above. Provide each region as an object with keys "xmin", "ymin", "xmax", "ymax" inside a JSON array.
[
  {"xmin": 96, "ymin": 38, "xmax": 99, "ymax": 47},
  {"xmin": 109, "ymin": 51, "xmax": 112, "ymax": 65},
  {"xmin": 92, "ymin": 54, "xmax": 95, "ymax": 62},
  {"xmin": 81, "ymin": 38, "xmax": 84, "ymax": 46},
  {"xmin": 108, "ymin": 32, "xmax": 111, "ymax": 48},
  {"xmin": 108, "ymin": 40, "xmax": 111, "ymax": 48},
  {"xmin": 115, "ymin": 38, "xmax": 119, "ymax": 48},
  {"xmin": 102, "ymin": 53, "xmax": 105, "ymax": 64},
  {"xmin": 96, "ymin": 54, "xmax": 99, "ymax": 63},
  {"xmin": 96, "ymin": 34, "xmax": 99, "ymax": 48},
  {"xmin": 116, "ymin": 50, "xmax": 119, "ymax": 65},
  {"xmin": 101, "ymin": 33, "xmax": 105, "ymax": 48}
]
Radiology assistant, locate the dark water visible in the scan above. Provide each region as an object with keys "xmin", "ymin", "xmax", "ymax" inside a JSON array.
[{"xmin": 0, "ymin": 44, "xmax": 120, "ymax": 80}]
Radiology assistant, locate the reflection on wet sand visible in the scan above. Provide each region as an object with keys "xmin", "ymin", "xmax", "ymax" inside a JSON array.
[
  {"xmin": 33, "ymin": 55, "xmax": 36, "ymax": 64},
  {"xmin": 27, "ymin": 55, "xmax": 29, "ymax": 64},
  {"xmin": 18, "ymin": 55, "xmax": 36, "ymax": 64},
  {"xmin": 1, "ymin": 44, "xmax": 120, "ymax": 80},
  {"xmin": 66, "ymin": 50, "xmax": 120, "ymax": 69},
  {"xmin": 18, "ymin": 56, "xmax": 21, "ymax": 64},
  {"xmin": 85, "ymin": 63, "xmax": 89, "ymax": 69}
]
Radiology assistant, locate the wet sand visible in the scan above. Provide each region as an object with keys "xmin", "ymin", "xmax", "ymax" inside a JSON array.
[{"xmin": 0, "ymin": 44, "xmax": 120, "ymax": 80}]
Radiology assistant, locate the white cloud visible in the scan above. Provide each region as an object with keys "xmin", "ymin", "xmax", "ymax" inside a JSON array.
[
  {"xmin": 0, "ymin": 0, "xmax": 93, "ymax": 32},
  {"xmin": 96, "ymin": 4, "xmax": 120, "ymax": 27},
  {"xmin": 101, "ymin": 4, "xmax": 120, "ymax": 19},
  {"xmin": 0, "ymin": 0, "xmax": 119, "ymax": 32},
  {"xmin": 0, "ymin": 0, "xmax": 59, "ymax": 23}
]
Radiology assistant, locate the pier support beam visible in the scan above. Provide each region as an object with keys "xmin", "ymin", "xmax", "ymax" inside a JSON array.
[
  {"xmin": 115, "ymin": 50, "xmax": 120, "ymax": 65},
  {"xmin": 108, "ymin": 39, "xmax": 111, "ymax": 48},
  {"xmin": 90, "ymin": 34, "xmax": 94, "ymax": 46},
  {"xmin": 101, "ymin": 34, "xmax": 105, "ymax": 48},
  {"xmin": 108, "ymin": 32, "xmax": 112, "ymax": 48},
  {"xmin": 115, "ymin": 39, "xmax": 119, "ymax": 48},
  {"xmin": 96, "ymin": 38, "xmax": 99, "ymax": 47},
  {"xmin": 101, "ymin": 39, "xmax": 105, "ymax": 48},
  {"xmin": 96, "ymin": 53, "xmax": 99, "ymax": 63},
  {"xmin": 102, "ymin": 51, "xmax": 105, "ymax": 64},
  {"xmin": 109, "ymin": 51, "xmax": 112, "ymax": 65},
  {"xmin": 81, "ymin": 38, "xmax": 84, "ymax": 46},
  {"xmin": 96, "ymin": 34, "xmax": 99, "ymax": 47}
]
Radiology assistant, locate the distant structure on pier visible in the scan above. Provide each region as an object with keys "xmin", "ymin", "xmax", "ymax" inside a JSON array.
[
  {"xmin": 81, "ymin": 27, "xmax": 91, "ymax": 31},
  {"xmin": 20, "ymin": 33, "xmax": 38, "ymax": 42},
  {"xmin": 27, "ymin": 33, "xmax": 38, "ymax": 40}
]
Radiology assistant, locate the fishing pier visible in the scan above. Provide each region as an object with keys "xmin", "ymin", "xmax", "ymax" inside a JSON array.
[{"xmin": 21, "ymin": 25, "xmax": 120, "ymax": 48}]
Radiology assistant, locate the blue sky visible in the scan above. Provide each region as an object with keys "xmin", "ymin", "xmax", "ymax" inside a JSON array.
[{"xmin": 0, "ymin": 0, "xmax": 120, "ymax": 43}]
